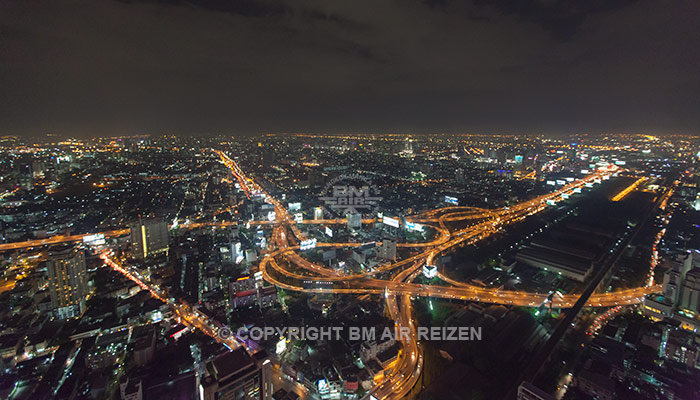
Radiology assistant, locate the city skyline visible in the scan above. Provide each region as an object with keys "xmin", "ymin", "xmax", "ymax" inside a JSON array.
[
  {"xmin": 2, "ymin": 1, "xmax": 700, "ymax": 399},
  {"xmin": 1, "ymin": 133, "xmax": 699, "ymax": 399}
]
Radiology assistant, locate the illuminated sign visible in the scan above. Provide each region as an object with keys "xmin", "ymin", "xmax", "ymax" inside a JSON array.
[
  {"xmin": 562, "ymin": 193, "xmax": 570, "ymax": 199},
  {"xmin": 556, "ymin": 180, "xmax": 566, "ymax": 185},
  {"xmin": 444, "ymin": 195, "xmax": 459, "ymax": 205},
  {"xmin": 546, "ymin": 180, "xmax": 556, "ymax": 186},
  {"xmin": 318, "ymin": 379, "xmax": 329, "ymax": 393},
  {"xmin": 546, "ymin": 199, "xmax": 556, "ymax": 205},
  {"xmin": 382, "ymin": 216, "xmax": 400, "ymax": 228},
  {"xmin": 83, "ymin": 233, "xmax": 105, "ymax": 245},
  {"xmin": 566, "ymin": 177, "xmax": 574, "ymax": 182},
  {"xmin": 573, "ymin": 188, "xmax": 582, "ymax": 193},
  {"xmin": 288, "ymin": 202, "xmax": 301, "ymax": 211},
  {"xmin": 581, "ymin": 169, "xmax": 590, "ymax": 174},
  {"xmin": 300, "ymin": 238, "xmax": 317, "ymax": 251},
  {"xmin": 585, "ymin": 182, "xmax": 594, "ymax": 188},
  {"xmin": 405, "ymin": 222, "xmax": 424, "ymax": 232},
  {"xmin": 423, "ymin": 265, "xmax": 437, "ymax": 279},
  {"xmin": 276, "ymin": 338, "xmax": 287, "ymax": 354}
]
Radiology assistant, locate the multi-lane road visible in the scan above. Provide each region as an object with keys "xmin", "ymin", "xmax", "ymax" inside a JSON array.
[
  {"xmin": 214, "ymin": 150, "xmax": 657, "ymax": 400},
  {"xmin": 0, "ymin": 149, "xmax": 661, "ymax": 400}
]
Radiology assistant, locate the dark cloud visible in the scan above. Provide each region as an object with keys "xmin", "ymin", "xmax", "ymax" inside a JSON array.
[
  {"xmin": 0, "ymin": 0, "xmax": 698, "ymax": 137},
  {"xmin": 469, "ymin": 0, "xmax": 641, "ymax": 38}
]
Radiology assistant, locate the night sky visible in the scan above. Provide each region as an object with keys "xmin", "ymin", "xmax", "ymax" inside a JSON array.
[{"xmin": 1, "ymin": 0, "xmax": 699, "ymax": 137}]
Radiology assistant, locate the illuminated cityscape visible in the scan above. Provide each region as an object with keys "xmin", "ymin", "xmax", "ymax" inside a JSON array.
[
  {"xmin": 2, "ymin": 1, "xmax": 700, "ymax": 400},
  {"xmin": 1, "ymin": 133, "xmax": 699, "ymax": 400}
]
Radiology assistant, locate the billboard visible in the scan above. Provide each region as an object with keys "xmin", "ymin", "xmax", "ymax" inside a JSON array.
[
  {"xmin": 83, "ymin": 233, "xmax": 105, "ymax": 245},
  {"xmin": 382, "ymin": 216, "xmax": 400, "ymax": 228},
  {"xmin": 444, "ymin": 195, "xmax": 459, "ymax": 205},
  {"xmin": 300, "ymin": 238, "xmax": 317, "ymax": 251},
  {"xmin": 405, "ymin": 221, "xmax": 424, "ymax": 232}
]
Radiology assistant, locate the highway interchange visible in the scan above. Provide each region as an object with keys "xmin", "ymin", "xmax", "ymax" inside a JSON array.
[
  {"xmin": 0, "ymin": 149, "xmax": 661, "ymax": 400},
  {"xmin": 215, "ymin": 150, "xmax": 658, "ymax": 399}
]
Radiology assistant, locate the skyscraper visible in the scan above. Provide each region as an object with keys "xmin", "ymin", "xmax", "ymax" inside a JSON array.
[
  {"xmin": 680, "ymin": 265, "xmax": 700, "ymax": 313},
  {"xmin": 314, "ymin": 207, "xmax": 324, "ymax": 221},
  {"xmin": 346, "ymin": 211, "xmax": 362, "ymax": 229},
  {"xmin": 662, "ymin": 253, "xmax": 692, "ymax": 305},
  {"xmin": 46, "ymin": 246, "xmax": 88, "ymax": 319},
  {"xmin": 129, "ymin": 218, "xmax": 169, "ymax": 260},
  {"xmin": 455, "ymin": 168, "xmax": 465, "ymax": 184},
  {"xmin": 377, "ymin": 239, "xmax": 397, "ymax": 261}
]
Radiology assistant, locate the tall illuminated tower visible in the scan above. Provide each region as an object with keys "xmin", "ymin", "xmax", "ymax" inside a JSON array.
[
  {"xmin": 129, "ymin": 217, "xmax": 169, "ymax": 259},
  {"xmin": 46, "ymin": 246, "xmax": 88, "ymax": 319}
]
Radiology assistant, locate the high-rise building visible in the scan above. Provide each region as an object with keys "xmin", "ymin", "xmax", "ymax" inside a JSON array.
[
  {"xmin": 679, "ymin": 267, "xmax": 700, "ymax": 313},
  {"xmin": 231, "ymin": 241, "xmax": 243, "ymax": 264},
  {"xmin": 645, "ymin": 251, "xmax": 700, "ymax": 324},
  {"xmin": 46, "ymin": 246, "xmax": 88, "ymax": 319},
  {"xmin": 200, "ymin": 348, "xmax": 267, "ymax": 400},
  {"xmin": 346, "ymin": 212, "xmax": 362, "ymax": 229},
  {"xmin": 455, "ymin": 168, "xmax": 465, "ymax": 184},
  {"xmin": 662, "ymin": 253, "xmax": 693, "ymax": 306},
  {"xmin": 403, "ymin": 138, "xmax": 414, "ymax": 155},
  {"xmin": 314, "ymin": 207, "xmax": 324, "ymax": 221},
  {"xmin": 377, "ymin": 239, "xmax": 397, "ymax": 261},
  {"xmin": 517, "ymin": 382, "xmax": 555, "ymax": 400},
  {"xmin": 129, "ymin": 218, "xmax": 169, "ymax": 259}
]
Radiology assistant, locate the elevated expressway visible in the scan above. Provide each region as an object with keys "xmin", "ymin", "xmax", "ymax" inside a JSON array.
[
  {"xmin": 215, "ymin": 150, "xmax": 656, "ymax": 400},
  {"xmin": 0, "ymin": 149, "xmax": 659, "ymax": 400}
]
